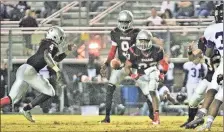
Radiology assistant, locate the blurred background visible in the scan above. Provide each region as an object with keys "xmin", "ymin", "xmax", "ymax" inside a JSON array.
[{"xmin": 1, "ymin": 0, "xmax": 223, "ymax": 116}]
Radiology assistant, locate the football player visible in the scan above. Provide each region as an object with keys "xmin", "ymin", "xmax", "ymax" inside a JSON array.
[
  {"xmin": 100, "ymin": 10, "xmax": 140, "ymax": 123},
  {"xmin": 180, "ymin": 39, "xmax": 220, "ymax": 128},
  {"xmin": 124, "ymin": 30, "xmax": 167, "ymax": 124},
  {"xmin": 185, "ymin": 3, "xmax": 223, "ymax": 130},
  {"xmin": 0, "ymin": 26, "xmax": 68, "ymax": 122}
]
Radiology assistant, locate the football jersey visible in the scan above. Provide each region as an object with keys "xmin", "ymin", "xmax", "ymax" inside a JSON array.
[
  {"xmin": 183, "ymin": 62, "xmax": 208, "ymax": 84},
  {"xmin": 111, "ymin": 28, "xmax": 140, "ymax": 62},
  {"xmin": 128, "ymin": 44, "xmax": 164, "ymax": 75},
  {"xmin": 158, "ymin": 86, "xmax": 170, "ymax": 96},
  {"xmin": 204, "ymin": 23, "xmax": 223, "ymax": 57},
  {"xmin": 27, "ymin": 39, "xmax": 59, "ymax": 72}
]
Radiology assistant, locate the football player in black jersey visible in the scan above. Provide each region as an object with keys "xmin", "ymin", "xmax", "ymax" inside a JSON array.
[
  {"xmin": 100, "ymin": 10, "xmax": 140, "ymax": 123},
  {"xmin": 0, "ymin": 26, "xmax": 68, "ymax": 122},
  {"xmin": 124, "ymin": 30, "xmax": 165, "ymax": 125}
]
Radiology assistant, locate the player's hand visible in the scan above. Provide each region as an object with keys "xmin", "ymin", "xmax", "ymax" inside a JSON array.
[
  {"xmin": 130, "ymin": 74, "xmax": 140, "ymax": 80},
  {"xmin": 100, "ymin": 64, "xmax": 107, "ymax": 78},
  {"xmin": 217, "ymin": 74, "xmax": 223, "ymax": 85},
  {"xmin": 188, "ymin": 41, "xmax": 194, "ymax": 52},
  {"xmin": 55, "ymin": 71, "xmax": 62, "ymax": 82},
  {"xmin": 159, "ymin": 73, "xmax": 165, "ymax": 82}
]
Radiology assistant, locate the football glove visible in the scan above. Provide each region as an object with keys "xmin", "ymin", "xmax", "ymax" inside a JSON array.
[{"xmin": 130, "ymin": 73, "xmax": 140, "ymax": 80}]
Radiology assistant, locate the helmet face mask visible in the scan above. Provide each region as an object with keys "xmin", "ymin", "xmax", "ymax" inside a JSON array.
[
  {"xmin": 117, "ymin": 10, "xmax": 133, "ymax": 32},
  {"xmin": 136, "ymin": 30, "xmax": 153, "ymax": 51},
  {"xmin": 46, "ymin": 26, "xmax": 66, "ymax": 46},
  {"xmin": 136, "ymin": 39, "xmax": 152, "ymax": 51}
]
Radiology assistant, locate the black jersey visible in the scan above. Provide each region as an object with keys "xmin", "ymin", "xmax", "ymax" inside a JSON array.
[
  {"xmin": 111, "ymin": 28, "xmax": 140, "ymax": 62},
  {"xmin": 27, "ymin": 39, "xmax": 59, "ymax": 72},
  {"xmin": 205, "ymin": 49, "xmax": 221, "ymax": 81},
  {"xmin": 128, "ymin": 44, "xmax": 164, "ymax": 75}
]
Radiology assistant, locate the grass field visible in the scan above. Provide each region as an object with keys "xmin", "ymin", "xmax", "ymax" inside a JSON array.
[{"xmin": 1, "ymin": 115, "xmax": 223, "ymax": 132}]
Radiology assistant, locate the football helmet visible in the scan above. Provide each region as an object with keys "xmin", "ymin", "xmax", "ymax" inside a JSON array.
[
  {"xmin": 136, "ymin": 30, "xmax": 153, "ymax": 51},
  {"xmin": 46, "ymin": 26, "xmax": 66, "ymax": 46},
  {"xmin": 214, "ymin": 3, "xmax": 223, "ymax": 23},
  {"xmin": 117, "ymin": 10, "xmax": 133, "ymax": 31}
]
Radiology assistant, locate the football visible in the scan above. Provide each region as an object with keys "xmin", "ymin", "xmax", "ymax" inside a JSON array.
[{"xmin": 110, "ymin": 58, "xmax": 121, "ymax": 69}]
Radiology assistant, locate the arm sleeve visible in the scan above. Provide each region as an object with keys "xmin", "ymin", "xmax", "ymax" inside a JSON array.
[
  {"xmin": 105, "ymin": 45, "xmax": 117, "ymax": 65},
  {"xmin": 159, "ymin": 59, "xmax": 169, "ymax": 74},
  {"xmin": 105, "ymin": 31, "xmax": 117, "ymax": 65},
  {"xmin": 54, "ymin": 53, "xmax": 67, "ymax": 62},
  {"xmin": 203, "ymin": 64, "xmax": 208, "ymax": 78}
]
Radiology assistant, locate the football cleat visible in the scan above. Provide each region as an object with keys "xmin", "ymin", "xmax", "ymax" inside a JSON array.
[
  {"xmin": 20, "ymin": 109, "xmax": 35, "ymax": 122},
  {"xmin": 100, "ymin": 117, "xmax": 110, "ymax": 123},
  {"xmin": 152, "ymin": 112, "xmax": 160, "ymax": 125},
  {"xmin": 180, "ymin": 120, "xmax": 192, "ymax": 128},
  {"xmin": 196, "ymin": 121, "xmax": 212, "ymax": 131},
  {"xmin": 185, "ymin": 118, "xmax": 204, "ymax": 129}
]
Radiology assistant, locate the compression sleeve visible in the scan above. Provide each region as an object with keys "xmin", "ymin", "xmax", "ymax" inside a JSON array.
[{"xmin": 105, "ymin": 45, "xmax": 117, "ymax": 66}]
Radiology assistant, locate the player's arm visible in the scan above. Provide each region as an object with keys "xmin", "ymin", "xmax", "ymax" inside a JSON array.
[
  {"xmin": 124, "ymin": 59, "xmax": 132, "ymax": 75},
  {"xmin": 54, "ymin": 44, "xmax": 77, "ymax": 62},
  {"xmin": 182, "ymin": 63, "xmax": 188, "ymax": 89},
  {"xmin": 44, "ymin": 44, "xmax": 60, "ymax": 73},
  {"xmin": 104, "ymin": 31, "xmax": 118, "ymax": 66}
]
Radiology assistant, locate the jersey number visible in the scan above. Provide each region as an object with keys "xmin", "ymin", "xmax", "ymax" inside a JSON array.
[
  {"xmin": 191, "ymin": 68, "xmax": 202, "ymax": 78},
  {"xmin": 121, "ymin": 41, "xmax": 130, "ymax": 59},
  {"xmin": 49, "ymin": 44, "xmax": 54, "ymax": 51},
  {"xmin": 215, "ymin": 32, "xmax": 223, "ymax": 50},
  {"xmin": 138, "ymin": 63, "xmax": 147, "ymax": 69}
]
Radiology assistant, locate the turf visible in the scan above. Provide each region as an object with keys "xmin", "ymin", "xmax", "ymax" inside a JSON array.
[{"xmin": 1, "ymin": 115, "xmax": 223, "ymax": 132}]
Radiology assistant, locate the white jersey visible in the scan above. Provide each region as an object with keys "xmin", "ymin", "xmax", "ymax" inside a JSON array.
[
  {"xmin": 158, "ymin": 86, "xmax": 170, "ymax": 96},
  {"xmin": 166, "ymin": 63, "xmax": 174, "ymax": 80},
  {"xmin": 183, "ymin": 62, "xmax": 208, "ymax": 84},
  {"xmin": 204, "ymin": 23, "xmax": 223, "ymax": 57}
]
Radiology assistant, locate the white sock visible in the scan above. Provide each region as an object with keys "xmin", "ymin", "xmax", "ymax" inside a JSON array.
[
  {"xmin": 207, "ymin": 115, "xmax": 214, "ymax": 123},
  {"xmin": 200, "ymin": 108, "xmax": 208, "ymax": 115}
]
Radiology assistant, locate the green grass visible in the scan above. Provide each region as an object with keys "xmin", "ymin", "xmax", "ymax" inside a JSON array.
[{"xmin": 1, "ymin": 115, "xmax": 223, "ymax": 132}]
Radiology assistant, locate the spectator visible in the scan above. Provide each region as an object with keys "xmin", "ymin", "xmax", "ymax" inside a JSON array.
[
  {"xmin": 0, "ymin": 60, "xmax": 7, "ymax": 99},
  {"xmin": 175, "ymin": 1, "xmax": 194, "ymax": 18},
  {"xmin": 196, "ymin": 1, "xmax": 214, "ymax": 17},
  {"xmin": 16, "ymin": 1, "xmax": 29, "ymax": 14},
  {"xmin": 0, "ymin": 2, "xmax": 10, "ymax": 20},
  {"xmin": 19, "ymin": 10, "xmax": 38, "ymax": 55},
  {"xmin": 160, "ymin": 0, "xmax": 176, "ymax": 14},
  {"xmin": 146, "ymin": 7, "xmax": 163, "ymax": 26},
  {"xmin": 160, "ymin": 9, "xmax": 176, "ymax": 25},
  {"xmin": 42, "ymin": 1, "xmax": 60, "ymax": 18}
]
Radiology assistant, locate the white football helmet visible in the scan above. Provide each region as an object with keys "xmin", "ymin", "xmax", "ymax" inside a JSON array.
[
  {"xmin": 136, "ymin": 30, "xmax": 153, "ymax": 51},
  {"xmin": 46, "ymin": 26, "xmax": 66, "ymax": 46},
  {"xmin": 117, "ymin": 10, "xmax": 133, "ymax": 32}
]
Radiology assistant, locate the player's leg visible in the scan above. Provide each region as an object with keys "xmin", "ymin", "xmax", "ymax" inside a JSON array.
[
  {"xmin": 180, "ymin": 80, "xmax": 208, "ymax": 127},
  {"xmin": 20, "ymin": 65, "xmax": 55, "ymax": 122},
  {"xmin": 186, "ymin": 64, "xmax": 223, "ymax": 129},
  {"xmin": 197, "ymin": 87, "xmax": 223, "ymax": 131},
  {"xmin": 101, "ymin": 68, "xmax": 127, "ymax": 123},
  {"xmin": 149, "ymin": 70, "xmax": 160, "ymax": 124},
  {"xmin": 0, "ymin": 64, "xmax": 29, "ymax": 107}
]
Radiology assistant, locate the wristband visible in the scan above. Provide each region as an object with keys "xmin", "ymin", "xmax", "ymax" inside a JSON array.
[
  {"xmin": 52, "ymin": 65, "xmax": 60, "ymax": 72},
  {"xmin": 188, "ymin": 51, "xmax": 192, "ymax": 55}
]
